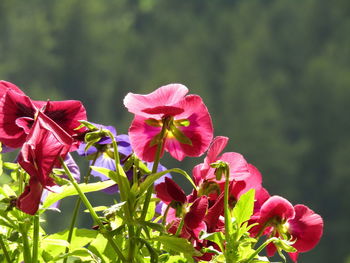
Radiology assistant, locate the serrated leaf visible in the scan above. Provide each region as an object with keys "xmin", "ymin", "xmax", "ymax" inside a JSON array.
[
  {"xmin": 233, "ymin": 189, "xmax": 255, "ymax": 227},
  {"xmin": 41, "ymin": 180, "xmax": 116, "ymax": 211}
]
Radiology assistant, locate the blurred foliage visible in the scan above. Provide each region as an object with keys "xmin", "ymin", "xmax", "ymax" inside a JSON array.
[{"xmin": 1, "ymin": 0, "xmax": 349, "ymax": 262}]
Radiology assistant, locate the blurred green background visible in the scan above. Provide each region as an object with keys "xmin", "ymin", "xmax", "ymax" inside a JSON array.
[{"xmin": 1, "ymin": 0, "xmax": 349, "ymax": 262}]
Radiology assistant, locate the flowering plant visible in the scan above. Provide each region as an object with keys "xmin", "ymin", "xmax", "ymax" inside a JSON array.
[{"xmin": 0, "ymin": 81, "xmax": 323, "ymax": 263}]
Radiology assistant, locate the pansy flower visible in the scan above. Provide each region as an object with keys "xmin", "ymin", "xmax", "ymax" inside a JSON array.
[
  {"xmin": 124, "ymin": 84, "xmax": 213, "ymax": 161},
  {"xmin": 17, "ymin": 112, "xmax": 74, "ymax": 215},
  {"xmin": 251, "ymin": 195, "xmax": 323, "ymax": 262},
  {"xmin": 0, "ymin": 81, "xmax": 87, "ymax": 149}
]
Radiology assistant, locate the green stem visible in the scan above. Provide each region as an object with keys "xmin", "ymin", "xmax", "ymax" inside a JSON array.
[
  {"xmin": 175, "ymin": 217, "xmax": 185, "ymax": 236},
  {"xmin": 62, "ymin": 198, "xmax": 81, "ymax": 263},
  {"xmin": 244, "ymin": 237, "xmax": 279, "ymax": 263},
  {"xmin": 63, "ymin": 155, "xmax": 99, "ymax": 263},
  {"xmin": 59, "ymin": 157, "xmax": 126, "ymax": 262},
  {"xmin": 224, "ymin": 168, "xmax": 234, "ymax": 263},
  {"xmin": 0, "ymin": 235, "xmax": 11, "ymax": 263},
  {"xmin": 32, "ymin": 215, "xmax": 40, "ymax": 263},
  {"xmin": 139, "ymin": 125, "xmax": 166, "ymax": 224},
  {"xmin": 19, "ymin": 223, "xmax": 32, "ymax": 263}
]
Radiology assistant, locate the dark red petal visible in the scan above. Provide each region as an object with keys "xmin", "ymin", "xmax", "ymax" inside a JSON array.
[
  {"xmin": 204, "ymin": 192, "xmax": 224, "ymax": 232},
  {"xmin": 0, "ymin": 90, "xmax": 36, "ymax": 148},
  {"xmin": 16, "ymin": 177, "xmax": 43, "ymax": 215},
  {"xmin": 165, "ymin": 177, "xmax": 187, "ymax": 203},
  {"xmin": 288, "ymin": 204, "xmax": 323, "ymax": 252},
  {"xmin": 18, "ymin": 112, "xmax": 73, "ymax": 186},
  {"xmin": 42, "ymin": 100, "xmax": 87, "ymax": 136},
  {"xmin": 185, "ymin": 196, "xmax": 208, "ymax": 229},
  {"xmin": 142, "ymin": 105, "xmax": 184, "ymax": 116},
  {"xmin": 155, "ymin": 182, "xmax": 173, "ymax": 204}
]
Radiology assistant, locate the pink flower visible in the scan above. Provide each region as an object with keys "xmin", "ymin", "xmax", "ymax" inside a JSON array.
[
  {"xmin": 251, "ymin": 196, "xmax": 323, "ymax": 261},
  {"xmin": 0, "ymin": 81, "xmax": 87, "ymax": 149},
  {"xmin": 124, "ymin": 84, "xmax": 213, "ymax": 161},
  {"xmin": 17, "ymin": 112, "xmax": 73, "ymax": 215},
  {"xmin": 193, "ymin": 136, "xmax": 263, "ymax": 201}
]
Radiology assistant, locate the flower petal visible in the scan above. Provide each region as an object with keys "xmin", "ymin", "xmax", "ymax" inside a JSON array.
[
  {"xmin": 259, "ymin": 196, "xmax": 295, "ymax": 226},
  {"xmin": 124, "ymin": 84, "xmax": 188, "ymax": 118},
  {"xmin": 128, "ymin": 115, "xmax": 163, "ymax": 162},
  {"xmin": 288, "ymin": 204, "xmax": 323, "ymax": 252},
  {"xmin": 0, "ymin": 90, "xmax": 36, "ymax": 148},
  {"xmin": 0, "ymin": 80, "xmax": 25, "ymax": 97},
  {"xmin": 16, "ymin": 177, "xmax": 43, "ymax": 215},
  {"xmin": 185, "ymin": 196, "xmax": 208, "ymax": 230},
  {"xmin": 18, "ymin": 112, "xmax": 73, "ymax": 187}
]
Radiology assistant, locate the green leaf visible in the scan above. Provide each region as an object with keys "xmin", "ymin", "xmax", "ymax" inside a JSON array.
[
  {"xmin": 233, "ymin": 189, "xmax": 255, "ymax": 227},
  {"xmin": 153, "ymin": 236, "xmax": 201, "ymax": 257},
  {"xmin": 41, "ymin": 180, "xmax": 116, "ymax": 211},
  {"xmin": 88, "ymin": 233, "xmax": 116, "ymax": 262},
  {"xmin": 201, "ymin": 231, "xmax": 225, "ymax": 252}
]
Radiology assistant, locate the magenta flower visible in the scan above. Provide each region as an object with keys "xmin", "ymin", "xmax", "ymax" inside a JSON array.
[
  {"xmin": 124, "ymin": 84, "xmax": 213, "ymax": 161},
  {"xmin": 251, "ymin": 196, "xmax": 323, "ymax": 261},
  {"xmin": 17, "ymin": 112, "xmax": 73, "ymax": 215},
  {"xmin": 0, "ymin": 81, "xmax": 87, "ymax": 149}
]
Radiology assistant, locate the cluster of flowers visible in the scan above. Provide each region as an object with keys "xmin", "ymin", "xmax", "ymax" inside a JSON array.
[{"xmin": 0, "ymin": 81, "xmax": 323, "ymax": 262}]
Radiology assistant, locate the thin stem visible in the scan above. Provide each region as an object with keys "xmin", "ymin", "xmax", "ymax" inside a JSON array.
[
  {"xmin": 244, "ymin": 237, "xmax": 279, "ymax": 263},
  {"xmin": 19, "ymin": 223, "xmax": 31, "ymax": 263},
  {"xmin": 139, "ymin": 124, "xmax": 167, "ymax": 225},
  {"xmin": 63, "ymin": 155, "xmax": 98, "ymax": 263},
  {"xmin": 175, "ymin": 217, "xmax": 185, "ymax": 236},
  {"xmin": 224, "ymin": 168, "xmax": 234, "ymax": 263},
  {"xmin": 0, "ymin": 235, "xmax": 11, "ymax": 263},
  {"xmin": 32, "ymin": 215, "xmax": 40, "ymax": 263},
  {"xmin": 59, "ymin": 157, "xmax": 126, "ymax": 262},
  {"xmin": 62, "ymin": 198, "xmax": 81, "ymax": 263}
]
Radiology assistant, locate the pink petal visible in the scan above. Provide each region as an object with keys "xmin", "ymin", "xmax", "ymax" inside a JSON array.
[
  {"xmin": 288, "ymin": 204, "xmax": 323, "ymax": 252},
  {"xmin": 124, "ymin": 84, "xmax": 188, "ymax": 118},
  {"xmin": 259, "ymin": 196, "xmax": 295, "ymax": 225},
  {"xmin": 171, "ymin": 96, "xmax": 213, "ymax": 159},
  {"xmin": 128, "ymin": 115, "xmax": 164, "ymax": 162},
  {"xmin": 204, "ymin": 136, "xmax": 229, "ymax": 165},
  {"xmin": 0, "ymin": 80, "xmax": 25, "ymax": 97},
  {"xmin": 288, "ymin": 252, "xmax": 299, "ymax": 262},
  {"xmin": 164, "ymin": 138, "xmax": 187, "ymax": 161}
]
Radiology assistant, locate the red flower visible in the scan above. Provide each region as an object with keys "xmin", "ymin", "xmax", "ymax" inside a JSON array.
[
  {"xmin": 124, "ymin": 84, "xmax": 213, "ymax": 161},
  {"xmin": 0, "ymin": 81, "xmax": 87, "ymax": 149},
  {"xmin": 251, "ymin": 196, "xmax": 323, "ymax": 261},
  {"xmin": 16, "ymin": 112, "xmax": 73, "ymax": 215}
]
